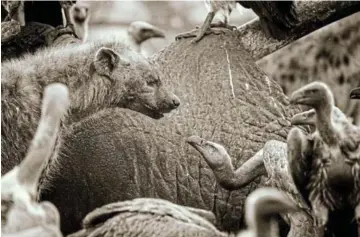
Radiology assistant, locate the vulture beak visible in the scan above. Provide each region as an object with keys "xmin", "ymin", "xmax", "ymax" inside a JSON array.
[
  {"xmin": 290, "ymin": 110, "xmax": 315, "ymax": 126},
  {"xmin": 186, "ymin": 135, "xmax": 206, "ymax": 153},
  {"xmin": 146, "ymin": 26, "xmax": 165, "ymax": 39},
  {"xmin": 289, "ymin": 90, "xmax": 307, "ymax": 105},
  {"xmin": 350, "ymin": 88, "xmax": 360, "ymax": 99}
]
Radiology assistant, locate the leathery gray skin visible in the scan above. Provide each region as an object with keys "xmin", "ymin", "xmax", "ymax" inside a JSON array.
[
  {"xmin": 67, "ymin": 198, "xmax": 225, "ymax": 237},
  {"xmin": 68, "ymin": 188, "xmax": 297, "ymax": 237},
  {"xmin": 186, "ymin": 135, "xmax": 318, "ymax": 237},
  {"xmin": 38, "ymin": 31, "xmax": 301, "ymax": 235},
  {"xmin": 2, "ymin": 83, "xmax": 69, "ymax": 237},
  {"xmin": 289, "ymin": 81, "xmax": 360, "ymax": 237}
]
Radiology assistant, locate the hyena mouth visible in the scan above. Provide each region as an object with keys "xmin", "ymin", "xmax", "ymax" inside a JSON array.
[{"xmin": 142, "ymin": 104, "xmax": 164, "ymax": 119}]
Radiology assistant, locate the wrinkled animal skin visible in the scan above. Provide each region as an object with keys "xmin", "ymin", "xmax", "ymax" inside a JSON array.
[{"xmin": 40, "ymin": 31, "xmax": 301, "ymax": 235}]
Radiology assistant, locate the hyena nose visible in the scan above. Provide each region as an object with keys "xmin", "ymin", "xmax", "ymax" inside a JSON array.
[{"xmin": 172, "ymin": 96, "xmax": 180, "ymax": 108}]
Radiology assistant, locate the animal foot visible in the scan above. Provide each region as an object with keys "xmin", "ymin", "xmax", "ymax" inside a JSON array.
[
  {"xmin": 313, "ymin": 216, "xmax": 326, "ymax": 227},
  {"xmin": 190, "ymin": 28, "xmax": 228, "ymax": 44},
  {"xmin": 313, "ymin": 211, "xmax": 328, "ymax": 228},
  {"xmin": 210, "ymin": 22, "xmax": 237, "ymax": 31},
  {"xmin": 355, "ymin": 204, "xmax": 360, "ymax": 224},
  {"xmin": 175, "ymin": 29, "xmax": 198, "ymax": 41}
]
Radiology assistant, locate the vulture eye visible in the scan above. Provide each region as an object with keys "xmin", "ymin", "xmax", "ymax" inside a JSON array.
[{"xmin": 308, "ymin": 89, "xmax": 318, "ymax": 94}]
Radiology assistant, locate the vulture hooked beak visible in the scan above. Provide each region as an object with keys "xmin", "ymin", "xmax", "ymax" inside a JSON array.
[
  {"xmin": 350, "ymin": 87, "xmax": 360, "ymax": 99},
  {"xmin": 146, "ymin": 26, "xmax": 165, "ymax": 39},
  {"xmin": 186, "ymin": 135, "xmax": 207, "ymax": 153},
  {"xmin": 129, "ymin": 21, "xmax": 166, "ymax": 44},
  {"xmin": 290, "ymin": 110, "xmax": 316, "ymax": 126},
  {"xmin": 289, "ymin": 90, "xmax": 311, "ymax": 106}
]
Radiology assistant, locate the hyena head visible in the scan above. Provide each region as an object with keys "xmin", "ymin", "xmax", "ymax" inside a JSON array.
[{"xmin": 92, "ymin": 47, "xmax": 180, "ymax": 119}]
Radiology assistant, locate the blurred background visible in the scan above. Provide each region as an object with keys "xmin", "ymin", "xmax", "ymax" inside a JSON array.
[{"xmin": 82, "ymin": 1, "xmax": 257, "ymax": 57}]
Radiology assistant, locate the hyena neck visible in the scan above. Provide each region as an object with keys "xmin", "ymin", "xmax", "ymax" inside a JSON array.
[{"xmin": 39, "ymin": 71, "xmax": 116, "ymax": 124}]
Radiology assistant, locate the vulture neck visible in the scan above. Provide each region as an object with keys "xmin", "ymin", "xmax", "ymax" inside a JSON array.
[{"xmin": 315, "ymin": 103, "xmax": 338, "ymax": 145}]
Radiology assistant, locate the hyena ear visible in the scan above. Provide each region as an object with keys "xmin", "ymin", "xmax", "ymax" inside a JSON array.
[{"xmin": 93, "ymin": 47, "xmax": 130, "ymax": 76}]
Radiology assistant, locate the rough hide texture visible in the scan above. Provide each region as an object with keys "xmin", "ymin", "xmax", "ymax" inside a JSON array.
[
  {"xmin": 257, "ymin": 12, "xmax": 360, "ymax": 124},
  {"xmin": 1, "ymin": 37, "xmax": 180, "ymax": 181},
  {"xmin": 40, "ymin": 31, "xmax": 300, "ymax": 235},
  {"xmin": 239, "ymin": 1, "xmax": 360, "ymax": 60}
]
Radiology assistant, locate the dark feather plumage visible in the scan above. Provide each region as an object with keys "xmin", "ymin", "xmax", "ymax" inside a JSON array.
[
  {"xmin": 289, "ymin": 81, "xmax": 360, "ymax": 235},
  {"xmin": 237, "ymin": 1, "xmax": 298, "ymax": 39}
]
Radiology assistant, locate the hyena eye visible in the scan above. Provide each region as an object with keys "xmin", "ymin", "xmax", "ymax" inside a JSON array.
[
  {"xmin": 146, "ymin": 78, "xmax": 160, "ymax": 87},
  {"xmin": 146, "ymin": 81, "xmax": 156, "ymax": 87}
]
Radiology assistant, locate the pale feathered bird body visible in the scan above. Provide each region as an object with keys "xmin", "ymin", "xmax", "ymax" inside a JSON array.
[
  {"xmin": 2, "ymin": 84, "xmax": 69, "ymax": 237},
  {"xmin": 289, "ymin": 81, "xmax": 360, "ymax": 234}
]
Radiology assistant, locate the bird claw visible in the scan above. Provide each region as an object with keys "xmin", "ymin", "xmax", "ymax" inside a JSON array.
[
  {"xmin": 175, "ymin": 30, "xmax": 198, "ymax": 41},
  {"xmin": 176, "ymin": 26, "xmax": 230, "ymax": 43},
  {"xmin": 313, "ymin": 216, "xmax": 326, "ymax": 227},
  {"xmin": 312, "ymin": 209, "xmax": 328, "ymax": 228},
  {"xmin": 190, "ymin": 30, "xmax": 217, "ymax": 44},
  {"xmin": 355, "ymin": 204, "xmax": 360, "ymax": 224},
  {"xmin": 210, "ymin": 22, "xmax": 237, "ymax": 31}
]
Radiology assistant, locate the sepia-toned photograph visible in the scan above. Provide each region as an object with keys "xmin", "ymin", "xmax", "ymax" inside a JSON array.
[{"xmin": 1, "ymin": 1, "xmax": 360, "ymax": 237}]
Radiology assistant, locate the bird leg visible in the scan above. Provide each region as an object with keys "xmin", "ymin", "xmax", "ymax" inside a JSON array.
[
  {"xmin": 175, "ymin": 11, "xmax": 215, "ymax": 42},
  {"xmin": 356, "ymin": 204, "xmax": 360, "ymax": 237},
  {"xmin": 208, "ymin": 14, "xmax": 237, "ymax": 32},
  {"xmin": 312, "ymin": 201, "xmax": 329, "ymax": 236},
  {"xmin": 175, "ymin": 11, "xmax": 235, "ymax": 44}
]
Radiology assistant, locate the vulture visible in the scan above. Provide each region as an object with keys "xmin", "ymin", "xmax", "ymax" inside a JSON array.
[
  {"xmin": 68, "ymin": 2, "xmax": 90, "ymax": 43},
  {"xmin": 126, "ymin": 21, "xmax": 165, "ymax": 54},
  {"xmin": 186, "ymin": 135, "xmax": 315, "ymax": 237},
  {"xmin": 291, "ymin": 107, "xmax": 349, "ymax": 130},
  {"xmin": 289, "ymin": 81, "xmax": 360, "ymax": 236},
  {"xmin": 238, "ymin": 188, "xmax": 298, "ymax": 237},
  {"xmin": 176, "ymin": 0, "xmax": 298, "ymax": 43},
  {"xmin": 1, "ymin": 83, "xmax": 69, "ymax": 237}
]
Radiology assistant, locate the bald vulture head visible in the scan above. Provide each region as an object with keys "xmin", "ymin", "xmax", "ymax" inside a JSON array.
[
  {"xmin": 1, "ymin": 83, "xmax": 69, "ymax": 237},
  {"xmin": 291, "ymin": 107, "xmax": 347, "ymax": 126},
  {"xmin": 186, "ymin": 135, "xmax": 232, "ymax": 170},
  {"xmin": 238, "ymin": 187, "xmax": 298, "ymax": 237},
  {"xmin": 350, "ymin": 87, "xmax": 360, "ymax": 99},
  {"xmin": 290, "ymin": 81, "xmax": 334, "ymax": 110},
  {"xmin": 128, "ymin": 21, "xmax": 165, "ymax": 46},
  {"xmin": 69, "ymin": 3, "xmax": 90, "ymax": 42}
]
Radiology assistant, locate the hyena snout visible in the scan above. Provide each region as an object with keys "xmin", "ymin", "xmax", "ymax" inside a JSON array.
[
  {"xmin": 158, "ymin": 91, "xmax": 181, "ymax": 112},
  {"xmin": 170, "ymin": 94, "xmax": 180, "ymax": 108}
]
